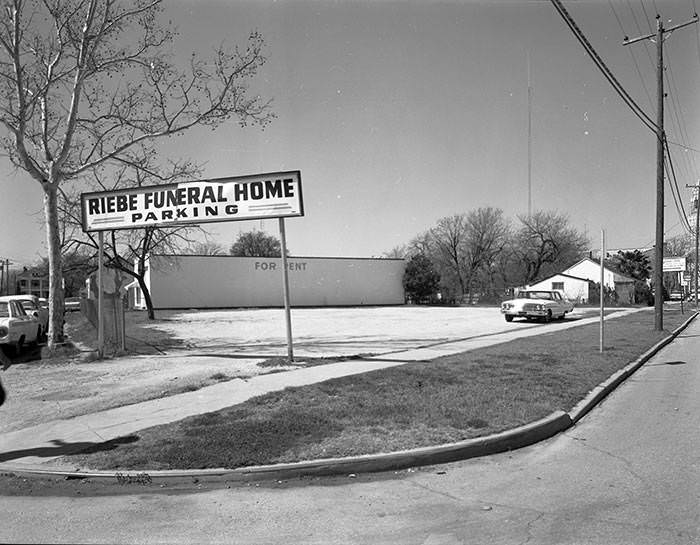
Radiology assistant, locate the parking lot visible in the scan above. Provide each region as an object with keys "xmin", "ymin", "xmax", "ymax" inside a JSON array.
[
  {"xmin": 145, "ymin": 305, "xmax": 600, "ymax": 357},
  {"xmin": 0, "ymin": 305, "xmax": 611, "ymax": 434}
]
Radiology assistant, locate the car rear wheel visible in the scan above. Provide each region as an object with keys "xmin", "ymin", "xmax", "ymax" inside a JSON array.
[{"xmin": 505, "ymin": 315, "xmax": 513, "ymax": 322}]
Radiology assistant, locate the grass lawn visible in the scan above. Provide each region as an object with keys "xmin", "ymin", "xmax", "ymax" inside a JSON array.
[{"xmin": 62, "ymin": 307, "xmax": 692, "ymax": 470}]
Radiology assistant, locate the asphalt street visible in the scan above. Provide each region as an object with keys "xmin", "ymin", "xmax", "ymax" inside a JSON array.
[{"xmin": 2, "ymin": 313, "xmax": 699, "ymax": 544}]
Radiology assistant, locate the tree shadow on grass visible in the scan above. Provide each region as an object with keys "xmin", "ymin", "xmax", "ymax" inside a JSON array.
[{"xmin": 0, "ymin": 435, "xmax": 139, "ymax": 462}]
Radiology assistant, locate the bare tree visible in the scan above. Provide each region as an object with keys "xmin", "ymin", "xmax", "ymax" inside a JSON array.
[
  {"xmin": 514, "ymin": 210, "xmax": 589, "ymax": 284},
  {"xmin": 0, "ymin": 0, "xmax": 274, "ymax": 348},
  {"xmin": 230, "ymin": 230, "xmax": 282, "ymax": 257},
  {"xmin": 429, "ymin": 214, "xmax": 469, "ymax": 297},
  {"xmin": 462, "ymin": 207, "xmax": 510, "ymax": 302},
  {"xmin": 188, "ymin": 240, "xmax": 226, "ymax": 256},
  {"xmin": 59, "ymin": 154, "xmax": 205, "ymax": 320},
  {"xmin": 382, "ymin": 245, "xmax": 407, "ymax": 259}
]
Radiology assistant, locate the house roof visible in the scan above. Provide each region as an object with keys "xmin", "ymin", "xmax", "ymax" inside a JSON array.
[
  {"xmin": 528, "ymin": 272, "xmax": 592, "ymax": 286},
  {"xmin": 564, "ymin": 257, "xmax": 636, "ymax": 284}
]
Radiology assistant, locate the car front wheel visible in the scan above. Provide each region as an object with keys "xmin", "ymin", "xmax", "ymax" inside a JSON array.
[{"xmin": 505, "ymin": 315, "xmax": 513, "ymax": 322}]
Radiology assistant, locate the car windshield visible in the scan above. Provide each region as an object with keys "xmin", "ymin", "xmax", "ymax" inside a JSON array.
[
  {"xmin": 20, "ymin": 301, "xmax": 35, "ymax": 311},
  {"xmin": 0, "ymin": 302, "xmax": 8, "ymax": 317},
  {"xmin": 517, "ymin": 291, "xmax": 553, "ymax": 300}
]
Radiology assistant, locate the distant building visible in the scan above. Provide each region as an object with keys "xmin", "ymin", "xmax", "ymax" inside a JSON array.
[
  {"xmin": 562, "ymin": 258, "xmax": 636, "ymax": 304},
  {"xmin": 526, "ymin": 273, "xmax": 593, "ymax": 303},
  {"xmin": 14, "ymin": 269, "xmax": 49, "ymax": 299},
  {"xmin": 131, "ymin": 254, "xmax": 406, "ymax": 309}
]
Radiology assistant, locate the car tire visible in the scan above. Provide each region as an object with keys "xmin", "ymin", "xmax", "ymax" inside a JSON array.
[
  {"xmin": 505, "ymin": 315, "xmax": 513, "ymax": 322},
  {"xmin": 15, "ymin": 336, "xmax": 24, "ymax": 356},
  {"xmin": 543, "ymin": 310, "xmax": 552, "ymax": 323}
]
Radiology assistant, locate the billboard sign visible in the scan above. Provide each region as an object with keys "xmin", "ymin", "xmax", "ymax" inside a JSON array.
[
  {"xmin": 81, "ymin": 171, "xmax": 303, "ymax": 232},
  {"xmin": 663, "ymin": 256, "xmax": 687, "ymax": 272}
]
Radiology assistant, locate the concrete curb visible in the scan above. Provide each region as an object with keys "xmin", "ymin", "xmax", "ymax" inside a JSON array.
[
  {"xmin": 567, "ymin": 310, "xmax": 698, "ymax": 424},
  {"xmin": 2, "ymin": 410, "xmax": 574, "ymax": 483},
  {"xmin": 2, "ymin": 311, "xmax": 696, "ymax": 485}
]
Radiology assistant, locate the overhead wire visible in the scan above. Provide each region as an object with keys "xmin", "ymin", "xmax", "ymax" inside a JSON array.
[
  {"xmin": 666, "ymin": 58, "xmax": 699, "ymax": 187},
  {"xmin": 664, "ymin": 136, "xmax": 693, "ymax": 233},
  {"xmin": 549, "ymin": 0, "xmax": 658, "ymax": 133},
  {"xmin": 609, "ymin": 0, "xmax": 654, "ymax": 109}
]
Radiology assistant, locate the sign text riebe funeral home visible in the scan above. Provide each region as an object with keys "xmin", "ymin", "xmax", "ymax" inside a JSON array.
[{"xmin": 81, "ymin": 171, "xmax": 303, "ymax": 232}]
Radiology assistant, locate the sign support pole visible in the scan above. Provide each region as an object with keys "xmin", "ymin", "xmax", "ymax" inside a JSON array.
[
  {"xmin": 97, "ymin": 231, "xmax": 105, "ymax": 358},
  {"xmin": 278, "ymin": 218, "xmax": 294, "ymax": 362},
  {"xmin": 600, "ymin": 229, "xmax": 605, "ymax": 353}
]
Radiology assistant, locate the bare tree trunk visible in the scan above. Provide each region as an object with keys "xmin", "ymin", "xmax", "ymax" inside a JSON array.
[
  {"xmin": 136, "ymin": 275, "xmax": 155, "ymax": 320},
  {"xmin": 44, "ymin": 182, "xmax": 64, "ymax": 348}
]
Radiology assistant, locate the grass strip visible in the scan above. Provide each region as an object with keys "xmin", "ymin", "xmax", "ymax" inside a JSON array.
[{"xmin": 63, "ymin": 308, "xmax": 690, "ymax": 470}]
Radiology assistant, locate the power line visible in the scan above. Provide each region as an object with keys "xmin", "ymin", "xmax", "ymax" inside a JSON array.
[
  {"xmin": 608, "ymin": 0, "xmax": 655, "ymax": 109},
  {"xmin": 549, "ymin": 0, "xmax": 658, "ymax": 133}
]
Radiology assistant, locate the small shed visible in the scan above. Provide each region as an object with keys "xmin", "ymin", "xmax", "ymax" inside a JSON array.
[{"xmin": 526, "ymin": 273, "xmax": 592, "ymax": 304}]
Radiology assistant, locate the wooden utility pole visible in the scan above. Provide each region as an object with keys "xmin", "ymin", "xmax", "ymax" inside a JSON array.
[
  {"xmin": 624, "ymin": 13, "xmax": 698, "ymax": 331},
  {"xmin": 687, "ymin": 182, "xmax": 700, "ymax": 308}
]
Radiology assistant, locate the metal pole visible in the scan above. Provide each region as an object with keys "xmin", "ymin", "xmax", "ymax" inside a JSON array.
[
  {"xmin": 98, "ymin": 231, "xmax": 105, "ymax": 358},
  {"xmin": 600, "ymin": 229, "xmax": 605, "ymax": 353},
  {"xmin": 654, "ymin": 16, "xmax": 665, "ymax": 331},
  {"xmin": 695, "ymin": 187, "xmax": 699, "ymax": 308},
  {"xmin": 527, "ymin": 50, "xmax": 532, "ymax": 217},
  {"xmin": 278, "ymin": 218, "xmax": 294, "ymax": 362}
]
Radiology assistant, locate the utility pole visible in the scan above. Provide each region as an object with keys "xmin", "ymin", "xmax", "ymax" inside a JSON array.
[
  {"xmin": 527, "ymin": 50, "xmax": 532, "ymax": 217},
  {"xmin": 624, "ymin": 13, "xmax": 699, "ymax": 331},
  {"xmin": 687, "ymin": 182, "xmax": 700, "ymax": 308}
]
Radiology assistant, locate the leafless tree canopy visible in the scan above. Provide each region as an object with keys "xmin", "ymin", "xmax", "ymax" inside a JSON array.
[{"xmin": 0, "ymin": 0, "xmax": 274, "ymax": 345}]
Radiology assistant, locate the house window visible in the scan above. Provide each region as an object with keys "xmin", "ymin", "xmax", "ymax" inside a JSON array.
[{"xmin": 552, "ymin": 282, "xmax": 564, "ymax": 291}]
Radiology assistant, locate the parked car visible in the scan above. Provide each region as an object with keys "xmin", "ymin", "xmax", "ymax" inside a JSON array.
[
  {"xmin": 64, "ymin": 297, "xmax": 82, "ymax": 312},
  {"xmin": 500, "ymin": 290, "xmax": 574, "ymax": 323},
  {"xmin": 0, "ymin": 296, "xmax": 41, "ymax": 355},
  {"xmin": 2, "ymin": 295, "xmax": 49, "ymax": 339}
]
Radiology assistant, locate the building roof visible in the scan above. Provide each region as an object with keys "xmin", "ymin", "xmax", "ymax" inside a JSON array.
[
  {"xmin": 564, "ymin": 257, "xmax": 636, "ymax": 284},
  {"xmin": 528, "ymin": 272, "xmax": 592, "ymax": 286}
]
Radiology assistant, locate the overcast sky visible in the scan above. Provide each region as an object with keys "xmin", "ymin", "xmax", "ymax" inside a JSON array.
[{"xmin": 2, "ymin": 0, "xmax": 700, "ymax": 265}]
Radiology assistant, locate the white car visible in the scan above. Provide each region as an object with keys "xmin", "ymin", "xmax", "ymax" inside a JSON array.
[
  {"xmin": 500, "ymin": 290, "xmax": 574, "ymax": 323},
  {"xmin": 0, "ymin": 296, "xmax": 41, "ymax": 354},
  {"xmin": 2, "ymin": 295, "xmax": 49, "ymax": 339}
]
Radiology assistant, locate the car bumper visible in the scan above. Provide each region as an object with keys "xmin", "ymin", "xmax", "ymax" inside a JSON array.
[{"xmin": 502, "ymin": 310, "xmax": 548, "ymax": 318}]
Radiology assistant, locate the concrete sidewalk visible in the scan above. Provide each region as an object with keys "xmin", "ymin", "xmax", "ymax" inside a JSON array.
[{"xmin": 0, "ymin": 308, "xmax": 651, "ymax": 472}]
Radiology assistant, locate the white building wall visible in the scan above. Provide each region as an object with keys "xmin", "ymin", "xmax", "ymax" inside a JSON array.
[
  {"xmin": 564, "ymin": 260, "xmax": 617, "ymax": 288},
  {"xmin": 144, "ymin": 255, "xmax": 406, "ymax": 308},
  {"xmin": 527, "ymin": 274, "xmax": 590, "ymax": 303}
]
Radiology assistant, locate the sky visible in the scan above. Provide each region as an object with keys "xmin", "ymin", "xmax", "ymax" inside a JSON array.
[{"xmin": 2, "ymin": 0, "xmax": 700, "ymax": 265}]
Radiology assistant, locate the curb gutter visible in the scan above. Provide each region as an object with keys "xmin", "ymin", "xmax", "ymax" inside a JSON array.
[
  {"xmin": 3, "ymin": 311, "xmax": 697, "ymax": 485},
  {"xmin": 568, "ymin": 310, "xmax": 698, "ymax": 423}
]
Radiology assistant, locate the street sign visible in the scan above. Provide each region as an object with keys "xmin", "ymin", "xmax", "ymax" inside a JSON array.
[{"xmin": 663, "ymin": 257, "xmax": 687, "ymax": 272}]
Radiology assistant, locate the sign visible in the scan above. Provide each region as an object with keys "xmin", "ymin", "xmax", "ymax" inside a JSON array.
[
  {"xmin": 663, "ymin": 256, "xmax": 686, "ymax": 272},
  {"xmin": 80, "ymin": 171, "xmax": 303, "ymax": 232}
]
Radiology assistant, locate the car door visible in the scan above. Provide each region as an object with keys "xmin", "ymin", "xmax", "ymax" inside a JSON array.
[
  {"xmin": 11, "ymin": 301, "xmax": 34, "ymax": 341},
  {"xmin": 552, "ymin": 292, "xmax": 565, "ymax": 315}
]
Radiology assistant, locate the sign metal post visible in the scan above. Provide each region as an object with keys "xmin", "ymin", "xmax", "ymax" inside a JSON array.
[
  {"xmin": 600, "ymin": 229, "xmax": 605, "ymax": 353},
  {"xmin": 98, "ymin": 231, "xmax": 105, "ymax": 358},
  {"xmin": 279, "ymin": 218, "xmax": 294, "ymax": 362}
]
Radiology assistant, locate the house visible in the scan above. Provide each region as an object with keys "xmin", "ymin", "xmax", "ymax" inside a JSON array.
[
  {"xmin": 561, "ymin": 258, "xmax": 636, "ymax": 304},
  {"xmin": 526, "ymin": 273, "xmax": 592, "ymax": 304}
]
